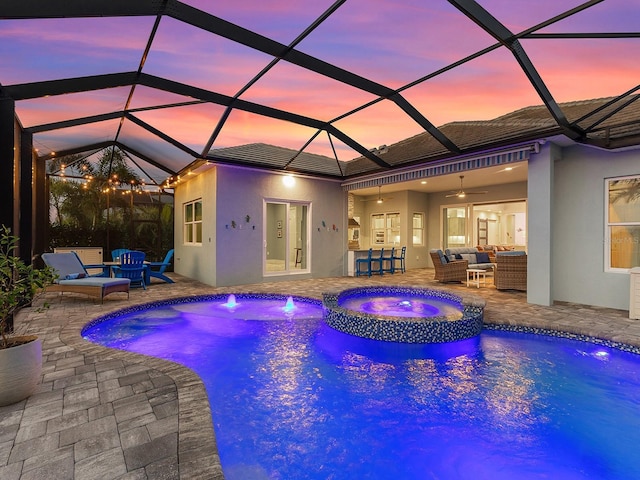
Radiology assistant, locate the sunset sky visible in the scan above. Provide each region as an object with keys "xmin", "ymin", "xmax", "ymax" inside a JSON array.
[{"xmin": 1, "ymin": 0, "xmax": 639, "ymax": 183}]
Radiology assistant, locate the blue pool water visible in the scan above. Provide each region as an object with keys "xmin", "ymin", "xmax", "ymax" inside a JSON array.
[
  {"xmin": 83, "ymin": 295, "xmax": 640, "ymax": 480},
  {"xmin": 337, "ymin": 293, "xmax": 462, "ymax": 318}
]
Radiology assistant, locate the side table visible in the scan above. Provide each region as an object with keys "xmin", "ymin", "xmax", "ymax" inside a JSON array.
[{"xmin": 466, "ymin": 268, "xmax": 487, "ymax": 288}]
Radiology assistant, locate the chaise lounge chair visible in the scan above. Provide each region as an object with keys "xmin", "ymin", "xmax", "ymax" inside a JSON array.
[{"xmin": 42, "ymin": 252, "xmax": 130, "ymax": 302}]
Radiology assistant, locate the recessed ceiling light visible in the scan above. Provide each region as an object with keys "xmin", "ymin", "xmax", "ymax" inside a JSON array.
[
  {"xmin": 421, "ymin": 181, "xmax": 427, "ymax": 184},
  {"xmin": 504, "ymin": 167, "xmax": 513, "ymax": 171}
]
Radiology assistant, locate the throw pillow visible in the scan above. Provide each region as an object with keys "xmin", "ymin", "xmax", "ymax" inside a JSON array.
[
  {"xmin": 455, "ymin": 253, "xmax": 463, "ymax": 260},
  {"xmin": 476, "ymin": 252, "xmax": 490, "ymax": 263},
  {"xmin": 460, "ymin": 253, "xmax": 476, "ymax": 263},
  {"xmin": 65, "ymin": 273, "xmax": 87, "ymax": 280}
]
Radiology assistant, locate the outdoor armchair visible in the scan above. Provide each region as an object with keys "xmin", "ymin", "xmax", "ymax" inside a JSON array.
[
  {"xmin": 111, "ymin": 248, "xmax": 130, "ymax": 261},
  {"xmin": 112, "ymin": 250, "xmax": 147, "ymax": 290},
  {"xmin": 495, "ymin": 252, "xmax": 527, "ymax": 291},
  {"xmin": 430, "ymin": 249, "xmax": 468, "ymax": 283},
  {"xmin": 148, "ymin": 249, "xmax": 174, "ymax": 284}
]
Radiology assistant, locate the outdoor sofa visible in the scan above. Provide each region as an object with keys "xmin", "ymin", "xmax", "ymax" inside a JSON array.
[
  {"xmin": 42, "ymin": 252, "xmax": 130, "ymax": 302},
  {"xmin": 444, "ymin": 247, "xmax": 495, "ymax": 271}
]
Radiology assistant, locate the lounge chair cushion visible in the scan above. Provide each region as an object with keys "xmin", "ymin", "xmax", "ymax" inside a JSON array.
[{"xmin": 57, "ymin": 277, "xmax": 130, "ymax": 287}]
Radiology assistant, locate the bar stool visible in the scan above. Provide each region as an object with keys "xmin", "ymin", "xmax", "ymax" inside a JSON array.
[
  {"xmin": 371, "ymin": 248, "xmax": 385, "ymax": 276},
  {"xmin": 356, "ymin": 248, "xmax": 373, "ymax": 276},
  {"xmin": 392, "ymin": 246, "xmax": 406, "ymax": 274},
  {"xmin": 382, "ymin": 247, "xmax": 395, "ymax": 274}
]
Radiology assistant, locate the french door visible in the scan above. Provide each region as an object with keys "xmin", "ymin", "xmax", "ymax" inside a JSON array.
[{"xmin": 264, "ymin": 201, "xmax": 309, "ymax": 275}]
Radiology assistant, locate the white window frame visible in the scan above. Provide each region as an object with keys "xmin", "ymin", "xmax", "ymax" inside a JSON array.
[
  {"xmin": 412, "ymin": 212, "xmax": 424, "ymax": 246},
  {"xmin": 184, "ymin": 199, "xmax": 202, "ymax": 245},
  {"xmin": 371, "ymin": 212, "xmax": 400, "ymax": 246},
  {"xmin": 605, "ymin": 175, "xmax": 640, "ymax": 273}
]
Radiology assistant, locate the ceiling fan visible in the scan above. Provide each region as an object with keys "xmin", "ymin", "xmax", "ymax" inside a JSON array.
[
  {"xmin": 362, "ymin": 186, "xmax": 393, "ymax": 203},
  {"xmin": 445, "ymin": 175, "xmax": 488, "ymax": 198}
]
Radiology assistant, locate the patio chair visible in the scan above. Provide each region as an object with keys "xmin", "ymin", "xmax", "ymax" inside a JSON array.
[
  {"xmin": 429, "ymin": 249, "xmax": 468, "ymax": 283},
  {"xmin": 148, "ymin": 249, "xmax": 175, "ymax": 284},
  {"xmin": 111, "ymin": 248, "xmax": 130, "ymax": 261},
  {"xmin": 495, "ymin": 252, "xmax": 527, "ymax": 291},
  {"xmin": 42, "ymin": 252, "xmax": 130, "ymax": 302},
  {"xmin": 112, "ymin": 250, "xmax": 147, "ymax": 289}
]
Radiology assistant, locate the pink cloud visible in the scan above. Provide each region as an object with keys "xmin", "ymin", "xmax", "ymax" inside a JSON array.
[
  {"xmin": 15, "ymin": 88, "xmax": 130, "ymax": 128},
  {"xmin": 134, "ymin": 103, "xmax": 228, "ymax": 153},
  {"xmin": 240, "ymin": 61, "xmax": 377, "ymax": 122}
]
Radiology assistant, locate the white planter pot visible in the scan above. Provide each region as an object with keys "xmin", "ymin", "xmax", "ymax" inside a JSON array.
[{"xmin": 0, "ymin": 335, "xmax": 42, "ymax": 407}]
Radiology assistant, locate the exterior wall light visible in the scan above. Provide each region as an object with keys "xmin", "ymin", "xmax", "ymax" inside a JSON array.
[{"xmin": 283, "ymin": 175, "xmax": 295, "ymax": 187}]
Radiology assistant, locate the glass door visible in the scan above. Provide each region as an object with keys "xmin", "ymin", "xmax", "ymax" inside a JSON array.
[
  {"xmin": 443, "ymin": 206, "xmax": 468, "ymax": 248},
  {"xmin": 265, "ymin": 201, "xmax": 309, "ymax": 275}
]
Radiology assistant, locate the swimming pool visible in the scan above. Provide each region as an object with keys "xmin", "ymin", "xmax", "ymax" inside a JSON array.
[{"xmin": 82, "ymin": 294, "xmax": 640, "ymax": 480}]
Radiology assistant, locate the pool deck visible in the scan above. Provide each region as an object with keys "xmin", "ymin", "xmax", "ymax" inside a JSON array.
[{"xmin": 1, "ymin": 269, "xmax": 636, "ymax": 479}]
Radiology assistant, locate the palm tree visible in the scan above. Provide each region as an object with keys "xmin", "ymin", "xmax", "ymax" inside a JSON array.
[{"xmin": 610, "ymin": 177, "xmax": 640, "ymax": 204}]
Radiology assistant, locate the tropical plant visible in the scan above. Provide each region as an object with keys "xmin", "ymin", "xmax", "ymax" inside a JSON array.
[
  {"xmin": 47, "ymin": 147, "xmax": 174, "ymax": 258},
  {"xmin": 0, "ymin": 225, "xmax": 56, "ymax": 349}
]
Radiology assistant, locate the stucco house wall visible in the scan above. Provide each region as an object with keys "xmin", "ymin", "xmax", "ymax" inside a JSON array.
[
  {"xmin": 175, "ymin": 165, "xmax": 347, "ymax": 287},
  {"xmin": 173, "ymin": 143, "xmax": 637, "ymax": 311},
  {"xmin": 552, "ymin": 144, "xmax": 638, "ymax": 310},
  {"xmin": 173, "ymin": 167, "xmax": 217, "ymax": 286}
]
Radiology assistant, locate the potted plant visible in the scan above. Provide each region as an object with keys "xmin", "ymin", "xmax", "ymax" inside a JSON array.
[{"xmin": 0, "ymin": 225, "xmax": 55, "ymax": 406}]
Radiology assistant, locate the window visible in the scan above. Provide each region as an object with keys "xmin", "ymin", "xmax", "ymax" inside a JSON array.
[
  {"xmin": 412, "ymin": 213, "xmax": 424, "ymax": 246},
  {"xmin": 371, "ymin": 212, "xmax": 400, "ymax": 245},
  {"xmin": 184, "ymin": 199, "xmax": 202, "ymax": 244},
  {"xmin": 606, "ymin": 176, "xmax": 640, "ymax": 271}
]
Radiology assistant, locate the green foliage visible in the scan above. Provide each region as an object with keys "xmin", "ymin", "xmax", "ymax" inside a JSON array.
[
  {"xmin": 0, "ymin": 226, "xmax": 56, "ymax": 349},
  {"xmin": 48, "ymin": 148, "xmax": 174, "ymax": 262}
]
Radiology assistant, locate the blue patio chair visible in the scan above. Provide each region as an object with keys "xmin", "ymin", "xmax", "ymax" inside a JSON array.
[
  {"xmin": 148, "ymin": 249, "xmax": 175, "ymax": 284},
  {"xmin": 112, "ymin": 250, "xmax": 147, "ymax": 289},
  {"xmin": 111, "ymin": 248, "xmax": 130, "ymax": 262},
  {"xmin": 392, "ymin": 246, "xmax": 406, "ymax": 274}
]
